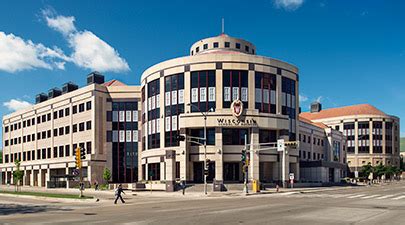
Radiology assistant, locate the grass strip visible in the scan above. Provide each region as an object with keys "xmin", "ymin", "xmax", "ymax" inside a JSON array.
[{"xmin": 0, "ymin": 190, "xmax": 93, "ymax": 199}]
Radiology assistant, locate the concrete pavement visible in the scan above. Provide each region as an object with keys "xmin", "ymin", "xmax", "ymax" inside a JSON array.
[{"xmin": 0, "ymin": 181, "xmax": 404, "ymax": 224}]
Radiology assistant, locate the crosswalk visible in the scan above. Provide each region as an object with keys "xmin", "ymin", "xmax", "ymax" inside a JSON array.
[{"xmin": 283, "ymin": 192, "xmax": 405, "ymax": 201}]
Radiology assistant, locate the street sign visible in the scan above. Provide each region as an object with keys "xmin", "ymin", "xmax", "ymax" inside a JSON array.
[
  {"xmin": 277, "ymin": 139, "xmax": 285, "ymax": 152},
  {"xmin": 289, "ymin": 173, "xmax": 294, "ymax": 180},
  {"xmin": 72, "ymin": 169, "xmax": 80, "ymax": 176}
]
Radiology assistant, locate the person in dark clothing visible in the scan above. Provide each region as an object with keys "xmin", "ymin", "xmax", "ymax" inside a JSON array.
[{"xmin": 114, "ymin": 184, "xmax": 125, "ymax": 204}]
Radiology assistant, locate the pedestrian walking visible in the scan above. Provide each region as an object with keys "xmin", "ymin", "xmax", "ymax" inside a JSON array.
[
  {"xmin": 114, "ymin": 184, "xmax": 125, "ymax": 204},
  {"xmin": 94, "ymin": 181, "xmax": 99, "ymax": 191}
]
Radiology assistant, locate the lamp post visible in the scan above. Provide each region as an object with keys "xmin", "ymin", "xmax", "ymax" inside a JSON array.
[{"xmin": 187, "ymin": 103, "xmax": 213, "ymax": 195}]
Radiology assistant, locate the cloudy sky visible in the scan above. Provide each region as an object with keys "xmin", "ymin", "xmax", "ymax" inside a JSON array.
[{"xmin": 0, "ymin": 0, "xmax": 404, "ymax": 144}]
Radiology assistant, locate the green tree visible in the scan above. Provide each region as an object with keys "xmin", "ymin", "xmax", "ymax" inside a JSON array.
[
  {"xmin": 373, "ymin": 163, "xmax": 385, "ymax": 178},
  {"xmin": 360, "ymin": 163, "xmax": 373, "ymax": 178},
  {"xmin": 13, "ymin": 160, "xmax": 24, "ymax": 192},
  {"xmin": 103, "ymin": 167, "xmax": 111, "ymax": 184}
]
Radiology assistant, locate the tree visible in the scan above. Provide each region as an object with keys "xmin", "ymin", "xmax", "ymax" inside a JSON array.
[
  {"xmin": 103, "ymin": 167, "xmax": 111, "ymax": 184},
  {"xmin": 373, "ymin": 163, "xmax": 385, "ymax": 178},
  {"xmin": 360, "ymin": 163, "xmax": 373, "ymax": 178},
  {"xmin": 13, "ymin": 160, "xmax": 24, "ymax": 192}
]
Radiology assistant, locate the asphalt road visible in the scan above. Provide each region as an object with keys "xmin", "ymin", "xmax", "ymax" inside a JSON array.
[{"xmin": 1, "ymin": 182, "xmax": 405, "ymax": 225}]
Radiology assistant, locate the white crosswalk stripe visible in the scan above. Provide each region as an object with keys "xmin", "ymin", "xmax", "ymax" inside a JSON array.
[
  {"xmin": 393, "ymin": 195, "xmax": 405, "ymax": 200},
  {"xmin": 376, "ymin": 195, "xmax": 394, "ymax": 199},
  {"xmin": 281, "ymin": 192, "xmax": 405, "ymax": 201},
  {"xmin": 347, "ymin": 194, "xmax": 366, "ymax": 199}
]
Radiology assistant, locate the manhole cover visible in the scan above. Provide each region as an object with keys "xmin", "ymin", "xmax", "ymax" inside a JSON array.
[{"xmin": 84, "ymin": 213, "xmax": 97, "ymax": 216}]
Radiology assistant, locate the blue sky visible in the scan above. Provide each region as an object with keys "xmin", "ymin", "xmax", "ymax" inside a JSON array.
[{"xmin": 0, "ymin": 0, "xmax": 404, "ymax": 145}]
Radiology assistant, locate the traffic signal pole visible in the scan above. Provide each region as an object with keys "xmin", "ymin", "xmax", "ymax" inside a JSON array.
[{"xmin": 203, "ymin": 115, "xmax": 207, "ymax": 195}]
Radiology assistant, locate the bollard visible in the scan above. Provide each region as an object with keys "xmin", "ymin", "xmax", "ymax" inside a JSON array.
[{"xmin": 276, "ymin": 184, "xmax": 279, "ymax": 192}]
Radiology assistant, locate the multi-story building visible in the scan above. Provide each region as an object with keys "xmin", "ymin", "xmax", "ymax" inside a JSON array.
[
  {"xmin": 140, "ymin": 33, "xmax": 299, "ymax": 190},
  {"xmin": 1, "ymin": 72, "xmax": 141, "ymax": 187},
  {"xmin": 300, "ymin": 103, "xmax": 400, "ymax": 176},
  {"xmin": 298, "ymin": 116, "xmax": 347, "ymax": 183}
]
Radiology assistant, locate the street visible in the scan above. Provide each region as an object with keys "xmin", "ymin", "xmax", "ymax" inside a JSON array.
[{"xmin": 1, "ymin": 182, "xmax": 405, "ymax": 225}]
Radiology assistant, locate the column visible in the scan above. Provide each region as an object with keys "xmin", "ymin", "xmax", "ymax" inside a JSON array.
[
  {"xmin": 5, "ymin": 170, "xmax": 9, "ymax": 185},
  {"xmin": 248, "ymin": 70, "xmax": 255, "ymax": 110},
  {"xmin": 249, "ymin": 127, "xmax": 260, "ymax": 181},
  {"xmin": 30, "ymin": 169, "xmax": 34, "ymax": 187},
  {"xmin": 65, "ymin": 167, "xmax": 70, "ymax": 189},
  {"xmin": 215, "ymin": 69, "xmax": 223, "ymax": 110},
  {"xmin": 165, "ymin": 150, "xmax": 176, "ymax": 192},
  {"xmin": 354, "ymin": 121, "xmax": 359, "ymax": 168},
  {"xmin": 214, "ymin": 127, "xmax": 223, "ymax": 182},
  {"xmin": 179, "ymin": 128, "xmax": 188, "ymax": 181},
  {"xmin": 22, "ymin": 169, "xmax": 26, "ymax": 186},
  {"xmin": 276, "ymin": 75, "xmax": 282, "ymax": 115},
  {"xmin": 369, "ymin": 120, "xmax": 373, "ymax": 154},
  {"xmin": 46, "ymin": 168, "xmax": 50, "ymax": 188},
  {"xmin": 382, "ymin": 120, "xmax": 386, "ymax": 155},
  {"xmin": 38, "ymin": 169, "xmax": 43, "ymax": 187}
]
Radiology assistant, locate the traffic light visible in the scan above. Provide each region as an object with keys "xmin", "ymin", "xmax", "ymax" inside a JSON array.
[
  {"xmin": 241, "ymin": 149, "xmax": 246, "ymax": 163},
  {"xmin": 175, "ymin": 134, "xmax": 186, "ymax": 142},
  {"xmin": 75, "ymin": 147, "xmax": 81, "ymax": 169},
  {"xmin": 203, "ymin": 159, "xmax": 211, "ymax": 176},
  {"xmin": 285, "ymin": 141, "xmax": 299, "ymax": 148}
]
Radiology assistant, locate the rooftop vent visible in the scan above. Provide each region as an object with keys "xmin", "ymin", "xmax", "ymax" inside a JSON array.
[
  {"xmin": 87, "ymin": 71, "xmax": 105, "ymax": 85},
  {"xmin": 48, "ymin": 88, "xmax": 62, "ymax": 99},
  {"xmin": 311, "ymin": 102, "xmax": 322, "ymax": 113},
  {"xmin": 62, "ymin": 82, "xmax": 79, "ymax": 94},
  {"xmin": 35, "ymin": 93, "xmax": 48, "ymax": 104}
]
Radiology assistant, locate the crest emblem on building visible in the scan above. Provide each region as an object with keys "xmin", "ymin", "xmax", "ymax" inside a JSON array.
[{"xmin": 231, "ymin": 99, "xmax": 243, "ymax": 117}]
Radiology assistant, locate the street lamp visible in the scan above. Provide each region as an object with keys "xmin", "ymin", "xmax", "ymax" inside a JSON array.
[{"xmin": 187, "ymin": 103, "xmax": 213, "ymax": 195}]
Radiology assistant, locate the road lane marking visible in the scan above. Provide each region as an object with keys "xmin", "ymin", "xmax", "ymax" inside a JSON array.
[
  {"xmin": 347, "ymin": 194, "xmax": 366, "ymax": 199},
  {"xmin": 393, "ymin": 195, "xmax": 405, "ymax": 200},
  {"xmin": 361, "ymin": 195, "xmax": 380, "ymax": 199},
  {"xmin": 376, "ymin": 195, "xmax": 394, "ymax": 199}
]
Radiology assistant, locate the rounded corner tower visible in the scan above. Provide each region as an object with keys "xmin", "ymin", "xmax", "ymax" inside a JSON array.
[{"xmin": 140, "ymin": 33, "xmax": 299, "ymax": 186}]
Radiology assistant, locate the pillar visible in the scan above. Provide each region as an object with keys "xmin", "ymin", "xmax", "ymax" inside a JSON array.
[
  {"xmin": 38, "ymin": 169, "xmax": 43, "ymax": 187},
  {"xmin": 65, "ymin": 167, "xmax": 70, "ymax": 189},
  {"xmin": 214, "ymin": 127, "xmax": 223, "ymax": 182},
  {"xmin": 249, "ymin": 127, "xmax": 260, "ymax": 181},
  {"xmin": 279, "ymin": 135, "xmax": 290, "ymax": 187},
  {"xmin": 165, "ymin": 150, "xmax": 176, "ymax": 192},
  {"xmin": 46, "ymin": 168, "xmax": 50, "ymax": 188},
  {"xmin": 30, "ymin": 169, "xmax": 34, "ymax": 187}
]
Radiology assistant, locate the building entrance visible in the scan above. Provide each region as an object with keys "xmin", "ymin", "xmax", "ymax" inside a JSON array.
[
  {"xmin": 193, "ymin": 161, "xmax": 215, "ymax": 183},
  {"xmin": 223, "ymin": 162, "xmax": 241, "ymax": 182}
]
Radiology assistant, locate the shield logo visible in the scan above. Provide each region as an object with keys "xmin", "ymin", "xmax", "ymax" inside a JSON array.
[{"xmin": 231, "ymin": 100, "xmax": 243, "ymax": 117}]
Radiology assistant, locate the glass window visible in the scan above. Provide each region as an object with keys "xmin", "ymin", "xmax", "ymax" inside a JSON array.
[
  {"xmin": 190, "ymin": 70, "xmax": 216, "ymax": 113},
  {"xmin": 223, "ymin": 129, "xmax": 248, "ymax": 145},
  {"xmin": 213, "ymin": 42, "xmax": 219, "ymax": 48},
  {"xmin": 223, "ymin": 70, "xmax": 248, "ymax": 108},
  {"xmin": 86, "ymin": 121, "xmax": 92, "ymax": 130},
  {"xmin": 235, "ymin": 43, "xmax": 241, "ymax": 49},
  {"xmin": 79, "ymin": 103, "xmax": 85, "ymax": 112},
  {"xmin": 73, "ymin": 105, "xmax": 77, "ymax": 114},
  {"xmin": 203, "ymin": 43, "xmax": 208, "ymax": 49},
  {"xmin": 190, "ymin": 128, "xmax": 215, "ymax": 145},
  {"xmin": 86, "ymin": 101, "xmax": 92, "ymax": 110},
  {"xmin": 225, "ymin": 42, "xmax": 230, "ymax": 48},
  {"xmin": 165, "ymin": 73, "xmax": 185, "ymax": 147}
]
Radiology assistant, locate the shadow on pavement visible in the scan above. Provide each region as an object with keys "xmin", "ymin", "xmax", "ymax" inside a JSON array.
[{"xmin": 0, "ymin": 204, "xmax": 72, "ymax": 216}]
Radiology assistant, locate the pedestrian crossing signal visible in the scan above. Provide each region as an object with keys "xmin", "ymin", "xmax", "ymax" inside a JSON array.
[{"xmin": 241, "ymin": 150, "xmax": 246, "ymax": 163}]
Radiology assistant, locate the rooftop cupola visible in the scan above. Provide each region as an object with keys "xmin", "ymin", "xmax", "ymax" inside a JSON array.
[{"xmin": 190, "ymin": 33, "xmax": 256, "ymax": 56}]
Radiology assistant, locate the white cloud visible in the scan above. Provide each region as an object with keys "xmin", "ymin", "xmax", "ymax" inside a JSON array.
[
  {"xmin": 3, "ymin": 99, "xmax": 32, "ymax": 111},
  {"xmin": 43, "ymin": 11, "xmax": 130, "ymax": 73},
  {"xmin": 68, "ymin": 31, "xmax": 130, "ymax": 72},
  {"xmin": 299, "ymin": 94, "xmax": 308, "ymax": 102},
  {"xmin": 274, "ymin": 0, "xmax": 304, "ymax": 11},
  {"xmin": 45, "ymin": 15, "xmax": 76, "ymax": 35},
  {"xmin": 0, "ymin": 32, "xmax": 68, "ymax": 73}
]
